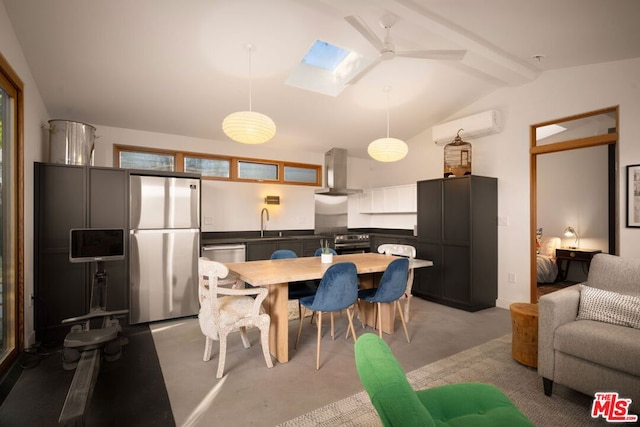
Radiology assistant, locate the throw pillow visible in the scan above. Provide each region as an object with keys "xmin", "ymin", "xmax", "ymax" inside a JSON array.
[
  {"xmin": 577, "ymin": 285, "xmax": 640, "ymax": 329},
  {"xmin": 539, "ymin": 236, "xmax": 560, "ymax": 258}
]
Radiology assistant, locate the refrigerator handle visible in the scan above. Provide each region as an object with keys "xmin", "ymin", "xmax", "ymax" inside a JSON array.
[
  {"xmin": 166, "ymin": 232, "xmax": 174, "ymax": 314},
  {"xmin": 190, "ymin": 182, "xmax": 200, "ymax": 227}
]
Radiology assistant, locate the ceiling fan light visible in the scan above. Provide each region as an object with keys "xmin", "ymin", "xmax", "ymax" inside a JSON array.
[
  {"xmin": 222, "ymin": 111, "xmax": 276, "ymax": 144},
  {"xmin": 368, "ymin": 137, "xmax": 408, "ymax": 162}
]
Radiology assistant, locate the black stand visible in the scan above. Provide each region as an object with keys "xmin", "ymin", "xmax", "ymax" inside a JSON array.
[{"xmin": 59, "ymin": 261, "xmax": 129, "ymax": 426}]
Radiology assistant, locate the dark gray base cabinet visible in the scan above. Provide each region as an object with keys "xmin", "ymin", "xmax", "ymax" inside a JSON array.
[
  {"xmin": 413, "ymin": 176, "xmax": 497, "ymax": 312},
  {"xmin": 246, "ymin": 240, "xmax": 304, "ymax": 261},
  {"xmin": 34, "ymin": 163, "xmax": 128, "ymax": 346},
  {"xmin": 246, "ymin": 237, "xmax": 329, "ymax": 261}
]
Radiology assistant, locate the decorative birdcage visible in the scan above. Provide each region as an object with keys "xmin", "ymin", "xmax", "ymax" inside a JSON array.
[{"xmin": 444, "ymin": 129, "xmax": 471, "ymax": 177}]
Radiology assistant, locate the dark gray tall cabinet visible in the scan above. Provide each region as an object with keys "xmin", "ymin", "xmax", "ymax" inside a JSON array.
[
  {"xmin": 34, "ymin": 162, "xmax": 128, "ymax": 346},
  {"xmin": 413, "ymin": 175, "xmax": 497, "ymax": 311}
]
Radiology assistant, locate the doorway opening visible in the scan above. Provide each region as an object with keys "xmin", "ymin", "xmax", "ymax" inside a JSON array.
[{"xmin": 529, "ymin": 106, "xmax": 618, "ymax": 302}]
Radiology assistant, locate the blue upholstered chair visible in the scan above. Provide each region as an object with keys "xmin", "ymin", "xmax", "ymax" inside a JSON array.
[
  {"xmin": 270, "ymin": 250, "xmax": 317, "ymax": 322},
  {"xmin": 313, "ymin": 247, "xmax": 337, "ymax": 256},
  {"xmin": 358, "ymin": 257, "xmax": 411, "ymax": 342},
  {"xmin": 295, "ymin": 262, "xmax": 359, "ymax": 369},
  {"xmin": 312, "ymin": 247, "xmax": 338, "ymax": 299},
  {"xmin": 270, "ymin": 249, "xmax": 298, "ymax": 260},
  {"xmin": 377, "ymin": 244, "xmax": 416, "ymax": 322}
]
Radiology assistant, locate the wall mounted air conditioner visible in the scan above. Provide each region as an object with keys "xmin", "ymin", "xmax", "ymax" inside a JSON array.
[{"xmin": 432, "ymin": 110, "xmax": 502, "ymax": 145}]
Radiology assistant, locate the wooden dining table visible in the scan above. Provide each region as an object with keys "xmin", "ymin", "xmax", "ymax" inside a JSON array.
[{"xmin": 225, "ymin": 252, "xmax": 433, "ymax": 363}]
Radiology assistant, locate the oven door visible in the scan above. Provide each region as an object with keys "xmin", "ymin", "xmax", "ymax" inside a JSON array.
[{"xmin": 334, "ymin": 244, "xmax": 371, "ymax": 255}]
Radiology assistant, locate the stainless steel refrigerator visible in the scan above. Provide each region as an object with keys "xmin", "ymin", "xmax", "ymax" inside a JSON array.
[{"xmin": 129, "ymin": 173, "xmax": 201, "ymax": 324}]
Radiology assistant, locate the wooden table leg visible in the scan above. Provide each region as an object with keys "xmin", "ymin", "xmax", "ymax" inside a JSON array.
[
  {"xmin": 378, "ymin": 303, "xmax": 396, "ymax": 334},
  {"xmin": 264, "ymin": 282, "xmax": 289, "ymax": 363}
]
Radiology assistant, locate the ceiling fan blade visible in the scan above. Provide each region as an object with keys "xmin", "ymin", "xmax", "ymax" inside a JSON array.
[
  {"xmin": 345, "ymin": 15, "xmax": 384, "ymax": 51},
  {"xmin": 345, "ymin": 58, "xmax": 382, "ymax": 85},
  {"xmin": 396, "ymin": 49, "xmax": 467, "ymax": 61}
]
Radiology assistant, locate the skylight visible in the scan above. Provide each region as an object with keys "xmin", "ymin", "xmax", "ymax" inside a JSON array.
[
  {"xmin": 536, "ymin": 124, "xmax": 567, "ymax": 141},
  {"xmin": 302, "ymin": 40, "xmax": 350, "ymax": 71},
  {"xmin": 285, "ymin": 40, "xmax": 371, "ymax": 97}
]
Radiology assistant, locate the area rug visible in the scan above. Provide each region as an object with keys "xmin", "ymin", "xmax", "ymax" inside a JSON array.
[{"xmin": 279, "ymin": 334, "xmax": 610, "ymax": 426}]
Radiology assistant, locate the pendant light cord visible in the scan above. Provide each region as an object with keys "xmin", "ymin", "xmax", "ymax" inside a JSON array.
[
  {"xmin": 385, "ymin": 86, "xmax": 391, "ymax": 138},
  {"xmin": 248, "ymin": 44, "xmax": 253, "ymax": 112}
]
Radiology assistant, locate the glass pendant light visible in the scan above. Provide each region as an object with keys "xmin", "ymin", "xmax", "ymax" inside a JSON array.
[
  {"xmin": 222, "ymin": 43, "xmax": 276, "ymax": 144},
  {"xmin": 368, "ymin": 86, "xmax": 408, "ymax": 162}
]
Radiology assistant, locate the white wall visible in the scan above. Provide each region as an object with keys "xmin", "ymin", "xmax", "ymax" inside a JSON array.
[
  {"xmin": 1, "ymin": 1, "xmax": 49, "ymax": 346},
  {"xmin": 201, "ymin": 180, "xmax": 315, "ymax": 232},
  {"xmin": 374, "ymin": 57, "xmax": 640, "ymax": 308}
]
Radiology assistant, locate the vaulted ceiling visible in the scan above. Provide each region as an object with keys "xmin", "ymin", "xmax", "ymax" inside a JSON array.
[{"xmin": 4, "ymin": 0, "xmax": 640, "ymax": 158}]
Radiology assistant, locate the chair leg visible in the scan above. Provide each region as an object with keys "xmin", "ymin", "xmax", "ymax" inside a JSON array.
[
  {"xmin": 330, "ymin": 312, "xmax": 335, "ymax": 340},
  {"xmin": 296, "ymin": 306, "xmax": 307, "ymax": 350},
  {"xmin": 357, "ymin": 300, "xmax": 366, "ymax": 329},
  {"xmin": 258, "ymin": 316, "xmax": 273, "ymax": 369},
  {"xmin": 404, "ymin": 295, "xmax": 412, "ymax": 323},
  {"xmin": 377, "ymin": 303, "xmax": 383, "ymax": 339},
  {"xmin": 298, "ymin": 301, "xmax": 302, "ymax": 322},
  {"xmin": 239, "ymin": 326, "xmax": 250, "ymax": 348},
  {"xmin": 203, "ymin": 336, "xmax": 213, "ymax": 362},
  {"xmin": 316, "ymin": 311, "xmax": 323, "ymax": 370},
  {"xmin": 346, "ymin": 304, "xmax": 359, "ymax": 339},
  {"xmin": 396, "ymin": 300, "xmax": 410, "ymax": 343},
  {"xmin": 346, "ymin": 306, "xmax": 357, "ymax": 343},
  {"xmin": 216, "ymin": 332, "xmax": 228, "ymax": 379}
]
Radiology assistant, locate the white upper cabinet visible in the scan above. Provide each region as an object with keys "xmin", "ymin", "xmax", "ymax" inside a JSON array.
[{"xmin": 359, "ymin": 184, "xmax": 417, "ymax": 214}]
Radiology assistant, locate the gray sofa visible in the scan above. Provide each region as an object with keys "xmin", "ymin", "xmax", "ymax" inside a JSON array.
[{"xmin": 538, "ymin": 253, "xmax": 640, "ymax": 413}]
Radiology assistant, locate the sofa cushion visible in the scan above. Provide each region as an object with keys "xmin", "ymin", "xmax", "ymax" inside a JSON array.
[
  {"xmin": 554, "ymin": 319, "xmax": 640, "ymax": 376},
  {"xmin": 586, "ymin": 253, "xmax": 640, "ymax": 295},
  {"xmin": 577, "ymin": 285, "xmax": 640, "ymax": 329}
]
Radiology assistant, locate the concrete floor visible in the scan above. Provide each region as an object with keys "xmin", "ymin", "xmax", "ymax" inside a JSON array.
[{"xmin": 150, "ymin": 297, "xmax": 512, "ymax": 426}]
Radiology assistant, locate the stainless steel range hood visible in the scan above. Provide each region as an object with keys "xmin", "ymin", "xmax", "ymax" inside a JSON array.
[{"xmin": 315, "ymin": 148, "xmax": 362, "ymax": 195}]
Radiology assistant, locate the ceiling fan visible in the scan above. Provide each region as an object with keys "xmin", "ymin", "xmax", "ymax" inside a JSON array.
[{"xmin": 344, "ymin": 14, "xmax": 466, "ymax": 84}]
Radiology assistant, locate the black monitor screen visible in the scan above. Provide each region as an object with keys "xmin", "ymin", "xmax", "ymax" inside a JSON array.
[{"xmin": 69, "ymin": 228, "xmax": 125, "ymax": 263}]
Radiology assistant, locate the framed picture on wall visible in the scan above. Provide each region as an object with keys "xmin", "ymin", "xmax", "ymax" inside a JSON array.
[{"xmin": 626, "ymin": 164, "xmax": 640, "ymax": 227}]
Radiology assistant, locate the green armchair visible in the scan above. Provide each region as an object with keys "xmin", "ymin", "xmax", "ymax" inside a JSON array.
[{"xmin": 354, "ymin": 333, "xmax": 533, "ymax": 426}]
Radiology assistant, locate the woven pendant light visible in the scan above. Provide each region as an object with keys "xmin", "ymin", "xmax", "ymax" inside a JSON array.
[
  {"xmin": 368, "ymin": 86, "xmax": 407, "ymax": 162},
  {"xmin": 222, "ymin": 44, "xmax": 276, "ymax": 144}
]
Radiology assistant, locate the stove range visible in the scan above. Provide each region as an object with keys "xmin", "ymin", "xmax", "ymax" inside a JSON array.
[{"xmin": 333, "ymin": 233, "xmax": 371, "ymax": 254}]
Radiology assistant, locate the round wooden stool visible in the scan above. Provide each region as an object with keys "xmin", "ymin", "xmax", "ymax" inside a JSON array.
[{"xmin": 509, "ymin": 303, "xmax": 539, "ymax": 368}]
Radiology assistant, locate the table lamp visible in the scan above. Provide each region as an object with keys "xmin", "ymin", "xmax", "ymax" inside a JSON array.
[{"xmin": 563, "ymin": 226, "xmax": 580, "ymax": 249}]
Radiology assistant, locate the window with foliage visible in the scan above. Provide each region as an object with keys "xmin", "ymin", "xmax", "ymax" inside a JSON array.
[{"xmin": 114, "ymin": 145, "xmax": 321, "ymax": 186}]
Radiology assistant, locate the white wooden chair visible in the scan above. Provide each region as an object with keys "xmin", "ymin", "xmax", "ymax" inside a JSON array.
[
  {"xmin": 198, "ymin": 258, "xmax": 273, "ymax": 378},
  {"xmin": 377, "ymin": 244, "xmax": 417, "ymax": 322}
]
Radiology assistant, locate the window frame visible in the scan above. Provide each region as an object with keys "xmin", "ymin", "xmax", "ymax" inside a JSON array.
[
  {"xmin": 114, "ymin": 144, "xmax": 321, "ymax": 186},
  {"xmin": 0, "ymin": 51, "xmax": 25, "ymax": 377}
]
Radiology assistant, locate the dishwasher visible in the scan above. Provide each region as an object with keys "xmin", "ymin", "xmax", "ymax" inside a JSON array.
[
  {"xmin": 201, "ymin": 243, "xmax": 246, "ymax": 263},
  {"xmin": 201, "ymin": 244, "xmax": 246, "ymax": 287}
]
